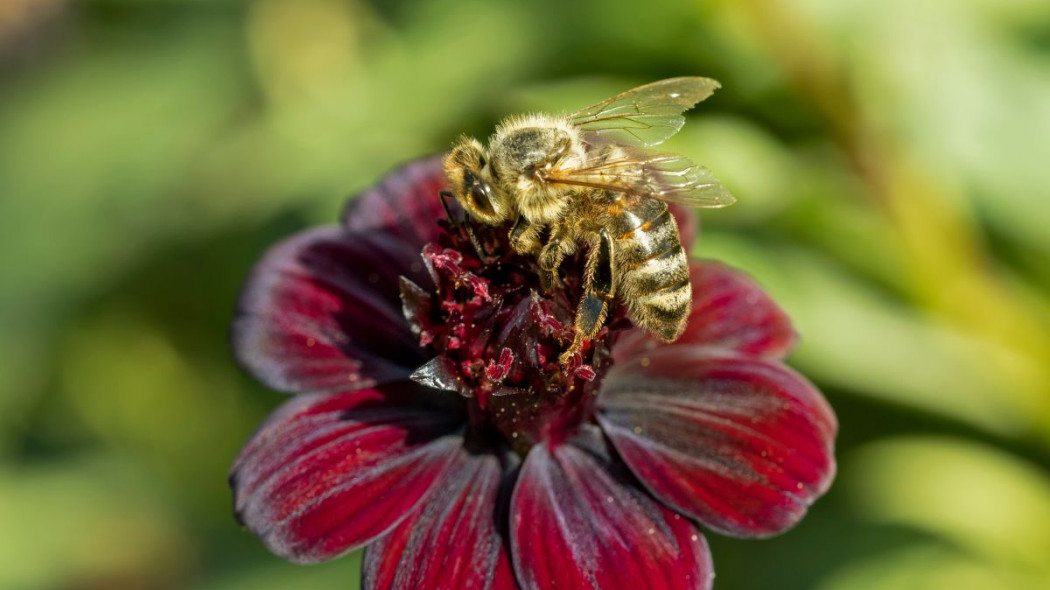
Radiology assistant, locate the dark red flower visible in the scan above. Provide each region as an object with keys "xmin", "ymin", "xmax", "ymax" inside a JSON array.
[{"xmin": 230, "ymin": 157, "xmax": 837, "ymax": 590}]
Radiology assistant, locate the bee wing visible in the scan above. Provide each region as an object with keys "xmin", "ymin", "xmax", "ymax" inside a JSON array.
[
  {"xmin": 543, "ymin": 152, "xmax": 736, "ymax": 208},
  {"xmin": 568, "ymin": 77, "xmax": 721, "ymax": 148}
]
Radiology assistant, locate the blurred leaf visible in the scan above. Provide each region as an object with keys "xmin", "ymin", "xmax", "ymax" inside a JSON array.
[
  {"xmin": 193, "ymin": 553, "xmax": 361, "ymax": 590},
  {"xmin": 202, "ymin": 0, "xmax": 540, "ymax": 224},
  {"xmin": 0, "ymin": 455, "xmax": 193, "ymax": 590},
  {"xmin": 844, "ymin": 436, "xmax": 1050, "ymax": 572},
  {"xmin": 816, "ymin": 544, "xmax": 1048, "ymax": 590},
  {"xmin": 0, "ymin": 332, "xmax": 50, "ymax": 455},
  {"xmin": 0, "ymin": 13, "xmax": 248, "ymax": 327},
  {"xmin": 56, "ymin": 310, "xmax": 258, "ymax": 509},
  {"xmin": 795, "ymin": 0, "xmax": 1050, "ymax": 257}
]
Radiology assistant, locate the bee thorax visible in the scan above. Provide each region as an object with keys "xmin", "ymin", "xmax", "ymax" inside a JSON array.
[{"xmin": 516, "ymin": 184, "xmax": 572, "ymax": 225}]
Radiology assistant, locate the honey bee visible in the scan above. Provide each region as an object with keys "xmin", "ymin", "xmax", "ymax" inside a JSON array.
[{"xmin": 442, "ymin": 77, "xmax": 734, "ymax": 362}]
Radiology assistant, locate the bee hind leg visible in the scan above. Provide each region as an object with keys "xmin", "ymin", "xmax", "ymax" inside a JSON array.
[{"xmin": 560, "ymin": 228, "xmax": 614, "ymax": 366}]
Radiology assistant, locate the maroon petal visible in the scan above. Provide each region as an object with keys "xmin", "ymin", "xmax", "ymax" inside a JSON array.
[
  {"xmin": 342, "ymin": 156, "xmax": 450, "ymax": 249},
  {"xmin": 363, "ymin": 448, "xmax": 518, "ymax": 590},
  {"xmin": 230, "ymin": 386, "xmax": 465, "ymax": 563},
  {"xmin": 511, "ymin": 430, "xmax": 713, "ymax": 590},
  {"xmin": 598, "ymin": 347, "xmax": 836, "ymax": 538},
  {"xmin": 614, "ymin": 260, "xmax": 795, "ymax": 361},
  {"xmin": 233, "ymin": 226, "xmax": 430, "ymax": 393}
]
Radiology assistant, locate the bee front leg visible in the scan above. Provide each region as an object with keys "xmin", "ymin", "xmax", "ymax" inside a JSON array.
[
  {"xmin": 561, "ymin": 228, "xmax": 614, "ymax": 365},
  {"xmin": 538, "ymin": 225, "xmax": 576, "ymax": 294},
  {"xmin": 509, "ymin": 215, "xmax": 543, "ymax": 256}
]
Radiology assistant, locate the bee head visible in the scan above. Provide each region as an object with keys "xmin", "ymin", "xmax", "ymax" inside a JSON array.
[{"xmin": 444, "ymin": 136, "xmax": 509, "ymax": 226}]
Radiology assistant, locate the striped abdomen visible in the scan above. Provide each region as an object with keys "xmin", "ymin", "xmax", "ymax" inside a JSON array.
[{"xmin": 610, "ymin": 198, "xmax": 691, "ymax": 342}]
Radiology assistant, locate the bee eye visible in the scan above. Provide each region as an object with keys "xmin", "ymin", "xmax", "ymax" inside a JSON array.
[{"xmin": 469, "ymin": 183, "xmax": 496, "ymax": 217}]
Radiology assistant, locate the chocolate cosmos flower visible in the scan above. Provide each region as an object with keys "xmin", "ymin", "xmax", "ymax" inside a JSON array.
[{"xmin": 230, "ymin": 157, "xmax": 837, "ymax": 590}]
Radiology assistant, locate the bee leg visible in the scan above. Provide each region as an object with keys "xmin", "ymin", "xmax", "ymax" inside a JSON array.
[
  {"xmin": 561, "ymin": 228, "xmax": 615, "ymax": 365},
  {"xmin": 538, "ymin": 238, "xmax": 562, "ymax": 294},
  {"xmin": 538, "ymin": 224, "xmax": 578, "ymax": 293},
  {"xmin": 509, "ymin": 215, "xmax": 543, "ymax": 255},
  {"xmin": 464, "ymin": 220, "xmax": 489, "ymax": 261},
  {"xmin": 539, "ymin": 270, "xmax": 559, "ymax": 294},
  {"xmin": 512, "ymin": 215, "xmax": 564, "ymax": 290},
  {"xmin": 440, "ymin": 190, "xmax": 488, "ymax": 261}
]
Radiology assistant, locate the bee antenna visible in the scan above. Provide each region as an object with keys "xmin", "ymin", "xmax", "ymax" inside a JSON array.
[
  {"xmin": 439, "ymin": 190, "xmax": 458, "ymax": 225},
  {"xmin": 439, "ymin": 190, "xmax": 490, "ymax": 262}
]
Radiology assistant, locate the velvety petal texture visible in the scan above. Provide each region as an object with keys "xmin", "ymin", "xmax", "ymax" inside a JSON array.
[
  {"xmin": 342, "ymin": 156, "xmax": 450, "ymax": 249},
  {"xmin": 230, "ymin": 387, "xmax": 465, "ymax": 563},
  {"xmin": 614, "ymin": 261, "xmax": 795, "ymax": 361},
  {"xmin": 232, "ymin": 227, "xmax": 430, "ymax": 393},
  {"xmin": 511, "ymin": 430, "xmax": 713, "ymax": 590},
  {"xmin": 598, "ymin": 348, "xmax": 836, "ymax": 538},
  {"xmin": 363, "ymin": 448, "xmax": 517, "ymax": 590}
]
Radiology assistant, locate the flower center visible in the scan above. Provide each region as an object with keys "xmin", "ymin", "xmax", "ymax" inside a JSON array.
[{"xmin": 402, "ymin": 216, "xmax": 618, "ymax": 450}]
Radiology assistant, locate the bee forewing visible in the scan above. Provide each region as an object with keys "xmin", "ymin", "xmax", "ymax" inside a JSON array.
[
  {"xmin": 647, "ymin": 155, "xmax": 736, "ymax": 208},
  {"xmin": 543, "ymin": 152, "xmax": 736, "ymax": 208},
  {"xmin": 569, "ymin": 77, "xmax": 721, "ymax": 148}
]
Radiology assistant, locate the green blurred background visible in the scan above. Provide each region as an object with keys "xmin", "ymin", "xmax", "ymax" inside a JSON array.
[{"xmin": 2, "ymin": 0, "xmax": 1049, "ymax": 588}]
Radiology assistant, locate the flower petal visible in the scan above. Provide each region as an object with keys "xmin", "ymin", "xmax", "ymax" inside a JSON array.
[
  {"xmin": 230, "ymin": 386, "xmax": 465, "ymax": 563},
  {"xmin": 363, "ymin": 448, "xmax": 518, "ymax": 590},
  {"xmin": 342, "ymin": 156, "xmax": 450, "ymax": 249},
  {"xmin": 598, "ymin": 347, "xmax": 836, "ymax": 538},
  {"xmin": 232, "ymin": 226, "xmax": 430, "ymax": 393},
  {"xmin": 614, "ymin": 260, "xmax": 795, "ymax": 361},
  {"xmin": 511, "ymin": 430, "xmax": 713, "ymax": 590}
]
